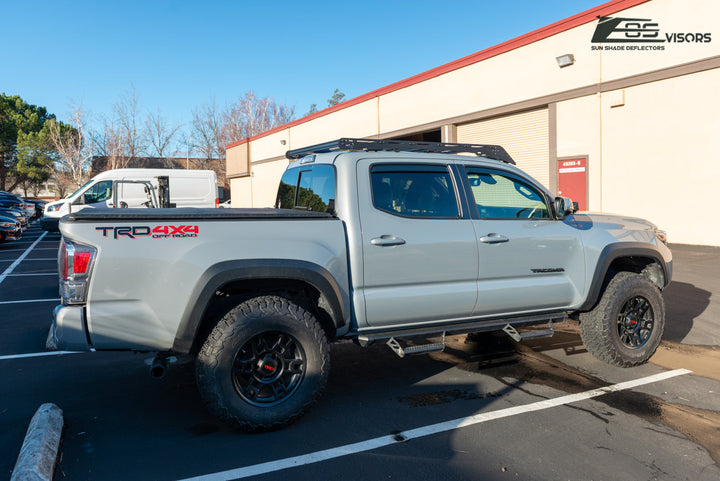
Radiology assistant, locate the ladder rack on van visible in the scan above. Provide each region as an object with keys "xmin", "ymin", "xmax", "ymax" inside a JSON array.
[{"xmin": 285, "ymin": 138, "xmax": 515, "ymax": 164}]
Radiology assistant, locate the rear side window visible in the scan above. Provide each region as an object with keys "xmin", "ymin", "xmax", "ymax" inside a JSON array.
[
  {"xmin": 276, "ymin": 165, "xmax": 336, "ymax": 213},
  {"xmin": 466, "ymin": 168, "xmax": 550, "ymax": 219},
  {"xmin": 370, "ymin": 164, "xmax": 459, "ymax": 218},
  {"xmin": 276, "ymin": 169, "xmax": 299, "ymax": 209}
]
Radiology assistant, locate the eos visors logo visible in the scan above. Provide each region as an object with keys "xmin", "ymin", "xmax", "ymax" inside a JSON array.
[{"xmin": 591, "ymin": 16, "xmax": 711, "ymax": 50}]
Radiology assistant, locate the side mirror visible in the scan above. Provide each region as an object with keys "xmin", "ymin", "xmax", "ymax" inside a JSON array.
[
  {"xmin": 554, "ymin": 196, "xmax": 575, "ymax": 220},
  {"xmin": 74, "ymin": 195, "xmax": 86, "ymax": 206}
]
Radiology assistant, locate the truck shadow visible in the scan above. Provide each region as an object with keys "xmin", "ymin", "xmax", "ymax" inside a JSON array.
[{"xmin": 662, "ymin": 281, "xmax": 711, "ymax": 343}]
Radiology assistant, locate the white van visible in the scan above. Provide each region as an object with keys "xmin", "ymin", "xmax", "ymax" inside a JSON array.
[{"xmin": 41, "ymin": 169, "xmax": 218, "ymax": 230}]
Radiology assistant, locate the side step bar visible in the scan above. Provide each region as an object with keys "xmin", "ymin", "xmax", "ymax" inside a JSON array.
[
  {"xmin": 503, "ymin": 321, "xmax": 555, "ymax": 342},
  {"xmin": 356, "ymin": 312, "xmax": 567, "ymax": 347},
  {"xmin": 387, "ymin": 333, "xmax": 446, "ymax": 358}
]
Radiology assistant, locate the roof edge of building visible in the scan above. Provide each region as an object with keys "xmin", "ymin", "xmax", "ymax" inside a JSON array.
[{"xmin": 224, "ymin": 0, "xmax": 651, "ymax": 150}]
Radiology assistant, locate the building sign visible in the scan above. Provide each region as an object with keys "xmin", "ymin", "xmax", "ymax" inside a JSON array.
[{"xmin": 591, "ymin": 16, "xmax": 712, "ymax": 51}]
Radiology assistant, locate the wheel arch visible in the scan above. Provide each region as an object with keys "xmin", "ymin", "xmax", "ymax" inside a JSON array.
[
  {"xmin": 172, "ymin": 259, "xmax": 350, "ymax": 354},
  {"xmin": 579, "ymin": 243, "xmax": 671, "ymax": 312}
]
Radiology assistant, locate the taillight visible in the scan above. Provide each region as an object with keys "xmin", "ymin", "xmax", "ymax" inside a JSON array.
[
  {"xmin": 59, "ymin": 242, "xmax": 68, "ymax": 279},
  {"xmin": 59, "ymin": 239, "xmax": 97, "ymax": 305},
  {"xmin": 73, "ymin": 252, "xmax": 92, "ymax": 274},
  {"xmin": 215, "ymin": 198, "xmax": 219, "ymax": 208}
]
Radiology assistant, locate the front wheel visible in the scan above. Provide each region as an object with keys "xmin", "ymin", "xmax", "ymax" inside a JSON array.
[
  {"xmin": 196, "ymin": 296, "xmax": 330, "ymax": 431},
  {"xmin": 579, "ymin": 272, "xmax": 665, "ymax": 367}
]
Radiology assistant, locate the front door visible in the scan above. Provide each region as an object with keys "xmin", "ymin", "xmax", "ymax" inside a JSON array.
[
  {"xmin": 464, "ymin": 166, "xmax": 585, "ymax": 316},
  {"xmin": 358, "ymin": 159, "xmax": 479, "ymax": 328},
  {"xmin": 77, "ymin": 180, "xmax": 114, "ymax": 210}
]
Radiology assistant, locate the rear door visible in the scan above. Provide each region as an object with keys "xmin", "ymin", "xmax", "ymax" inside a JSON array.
[
  {"xmin": 118, "ymin": 178, "xmax": 155, "ymax": 208},
  {"xmin": 357, "ymin": 159, "xmax": 479, "ymax": 328},
  {"xmin": 463, "ymin": 166, "xmax": 585, "ymax": 316}
]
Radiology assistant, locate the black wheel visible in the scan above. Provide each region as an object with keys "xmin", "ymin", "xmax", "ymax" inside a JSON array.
[
  {"xmin": 196, "ymin": 295, "xmax": 330, "ymax": 431},
  {"xmin": 579, "ymin": 272, "xmax": 665, "ymax": 367}
]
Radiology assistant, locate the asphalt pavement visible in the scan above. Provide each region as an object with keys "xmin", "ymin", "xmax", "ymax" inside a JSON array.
[
  {"xmin": 664, "ymin": 243, "xmax": 720, "ymax": 345},
  {"xmin": 1, "ymin": 224, "xmax": 718, "ymax": 481}
]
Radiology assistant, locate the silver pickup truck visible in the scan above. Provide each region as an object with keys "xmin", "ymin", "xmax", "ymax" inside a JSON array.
[{"xmin": 48, "ymin": 138, "xmax": 672, "ymax": 431}]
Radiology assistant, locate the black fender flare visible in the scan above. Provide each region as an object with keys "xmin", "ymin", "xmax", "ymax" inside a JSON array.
[
  {"xmin": 172, "ymin": 259, "xmax": 349, "ymax": 353},
  {"xmin": 579, "ymin": 242, "xmax": 671, "ymax": 312}
]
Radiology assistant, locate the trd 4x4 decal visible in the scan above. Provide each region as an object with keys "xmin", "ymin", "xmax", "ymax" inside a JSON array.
[{"xmin": 96, "ymin": 225, "xmax": 199, "ymax": 239}]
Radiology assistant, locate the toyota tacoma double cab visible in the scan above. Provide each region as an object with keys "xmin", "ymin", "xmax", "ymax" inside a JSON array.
[{"xmin": 48, "ymin": 138, "xmax": 672, "ymax": 431}]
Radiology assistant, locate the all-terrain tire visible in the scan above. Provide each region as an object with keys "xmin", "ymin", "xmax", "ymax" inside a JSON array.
[
  {"xmin": 196, "ymin": 295, "xmax": 330, "ymax": 431},
  {"xmin": 579, "ymin": 272, "xmax": 665, "ymax": 367}
]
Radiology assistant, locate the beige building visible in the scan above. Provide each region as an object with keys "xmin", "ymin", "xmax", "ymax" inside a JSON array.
[{"xmin": 226, "ymin": 0, "xmax": 720, "ymax": 246}]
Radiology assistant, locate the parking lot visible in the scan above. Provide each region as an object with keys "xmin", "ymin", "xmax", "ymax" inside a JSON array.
[{"xmin": 2, "ymin": 223, "xmax": 719, "ymax": 481}]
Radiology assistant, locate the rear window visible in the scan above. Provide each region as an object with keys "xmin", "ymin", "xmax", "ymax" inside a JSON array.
[
  {"xmin": 370, "ymin": 164, "xmax": 459, "ymax": 218},
  {"xmin": 276, "ymin": 165, "xmax": 336, "ymax": 213}
]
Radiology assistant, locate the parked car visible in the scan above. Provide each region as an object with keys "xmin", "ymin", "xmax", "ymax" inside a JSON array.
[
  {"xmin": 219, "ymin": 200, "xmax": 231, "ymax": 208},
  {"xmin": 49, "ymin": 138, "xmax": 671, "ymax": 431},
  {"xmin": 0, "ymin": 205, "xmax": 28, "ymax": 228},
  {"xmin": 31, "ymin": 200, "xmax": 47, "ymax": 218},
  {"xmin": 0, "ymin": 192, "xmax": 27, "ymax": 213},
  {"xmin": 0, "ymin": 214, "xmax": 22, "ymax": 242},
  {"xmin": 22, "ymin": 199, "xmax": 36, "ymax": 219}
]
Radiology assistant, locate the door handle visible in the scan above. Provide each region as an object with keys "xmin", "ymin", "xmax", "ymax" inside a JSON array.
[
  {"xmin": 479, "ymin": 233, "xmax": 509, "ymax": 244},
  {"xmin": 371, "ymin": 235, "xmax": 406, "ymax": 246}
]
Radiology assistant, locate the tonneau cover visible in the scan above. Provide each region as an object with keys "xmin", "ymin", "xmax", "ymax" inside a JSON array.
[{"xmin": 64, "ymin": 208, "xmax": 335, "ymax": 222}]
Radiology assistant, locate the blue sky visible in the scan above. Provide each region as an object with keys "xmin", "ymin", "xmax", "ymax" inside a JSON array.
[{"xmin": 4, "ymin": 0, "xmax": 603, "ymax": 150}]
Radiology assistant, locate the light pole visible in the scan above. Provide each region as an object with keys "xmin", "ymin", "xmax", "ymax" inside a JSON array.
[{"xmin": 185, "ymin": 133, "xmax": 190, "ymax": 170}]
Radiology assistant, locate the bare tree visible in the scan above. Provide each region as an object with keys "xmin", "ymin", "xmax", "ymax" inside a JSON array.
[
  {"xmin": 191, "ymin": 98, "xmax": 223, "ymax": 170},
  {"xmin": 52, "ymin": 169, "xmax": 75, "ymax": 198},
  {"xmin": 190, "ymin": 93, "xmax": 294, "ymax": 192},
  {"xmin": 92, "ymin": 118, "xmax": 127, "ymax": 170},
  {"xmin": 113, "ymin": 84, "xmax": 146, "ymax": 161},
  {"xmin": 145, "ymin": 108, "xmax": 181, "ymax": 166},
  {"xmin": 47, "ymin": 103, "xmax": 93, "ymax": 191},
  {"xmin": 222, "ymin": 92, "xmax": 295, "ymax": 145}
]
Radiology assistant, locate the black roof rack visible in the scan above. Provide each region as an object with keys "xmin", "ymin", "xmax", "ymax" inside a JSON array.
[{"xmin": 285, "ymin": 138, "xmax": 515, "ymax": 164}]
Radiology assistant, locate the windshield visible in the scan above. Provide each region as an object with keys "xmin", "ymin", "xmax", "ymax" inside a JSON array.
[{"xmin": 66, "ymin": 180, "xmax": 94, "ymax": 199}]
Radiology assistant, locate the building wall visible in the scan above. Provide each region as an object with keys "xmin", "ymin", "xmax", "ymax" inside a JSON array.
[
  {"xmin": 556, "ymin": 95, "xmax": 603, "ymax": 210},
  {"xmin": 226, "ymin": 0, "xmax": 720, "ymax": 245},
  {"xmin": 600, "ymin": 68, "xmax": 720, "ymax": 245}
]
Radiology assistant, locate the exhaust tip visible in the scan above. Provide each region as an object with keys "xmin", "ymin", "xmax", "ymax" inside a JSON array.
[{"xmin": 150, "ymin": 362, "xmax": 166, "ymax": 379}]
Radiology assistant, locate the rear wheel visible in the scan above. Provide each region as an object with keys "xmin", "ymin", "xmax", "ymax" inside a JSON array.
[
  {"xmin": 196, "ymin": 295, "xmax": 330, "ymax": 431},
  {"xmin": 579, "ymin": 272, "xmax": 665, "ymax": 367}
]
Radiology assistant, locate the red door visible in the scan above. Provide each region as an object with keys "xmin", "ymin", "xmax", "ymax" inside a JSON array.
[{"xmin": 558, "ymin": 158, "xmax": 587, "ymax": 211}]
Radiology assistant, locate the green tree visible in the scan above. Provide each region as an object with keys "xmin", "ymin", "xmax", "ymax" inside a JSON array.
[
  {"xmin": 0, "ymin": 93, "xmax": 54, "ymax": 191},
  {"xmin": 327, "ymin": 89, "xmax": 346, "ymax": 107},
  {"xmin": 303, "ymin": 90, "xmax": 345, "ymax": 117},
  {"xmin": 15, "ymin": 125, "xmax": 54, "ymax": 196},
  {"xmin": 305, "ymin": 103, "xmax": 318, "ymax": 116}
]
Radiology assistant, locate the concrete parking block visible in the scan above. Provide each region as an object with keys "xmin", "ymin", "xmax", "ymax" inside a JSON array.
[{"xmin": 10, "ymin": 403, "xmax": 64, "ymax": 481}]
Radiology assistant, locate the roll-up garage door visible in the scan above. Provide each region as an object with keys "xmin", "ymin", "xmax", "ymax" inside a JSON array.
[{"xmin": 456, "ymin": 108, "xmax": 550, "ymax": 187}]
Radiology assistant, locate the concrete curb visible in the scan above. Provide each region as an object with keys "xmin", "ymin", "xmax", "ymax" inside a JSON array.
[{"xmin": 11, "ymin": 403, "xmax": 64, "ymax": 481}]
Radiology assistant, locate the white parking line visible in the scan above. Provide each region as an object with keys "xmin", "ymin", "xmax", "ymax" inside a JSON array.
[
  {"xmin": 0, "ymin": 247, "xmax": 57, "ymax": 252},
  {"xmin": 0, "ymin": 298, "xmax": 60, "ymax": 305},
  {"xmin": 0, "ymin": 351, "xmax": 82, "ymax": 361},
  {"xmin": 0, "ymin": 232, "xmax": 46, "ymax": 285},
  {"xmin": 5, "ymin": 273, "xmax": 57, "ymax": 277},
  {"xmin": 176, "ymin": 369, "xmax": 691, "ymax": 481},
  {"xmin": 12, "ymin": 258, "xmax": 57, "ymax": 261}
]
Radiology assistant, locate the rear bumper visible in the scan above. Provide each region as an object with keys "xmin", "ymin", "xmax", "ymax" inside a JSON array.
[
  {"xmin": 46, "ymin": 305, "xmax": 92, "ymax": 351},
  {"xmin": 40, "ymin": 216, "xmax": 60, "ymax": 232}
]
